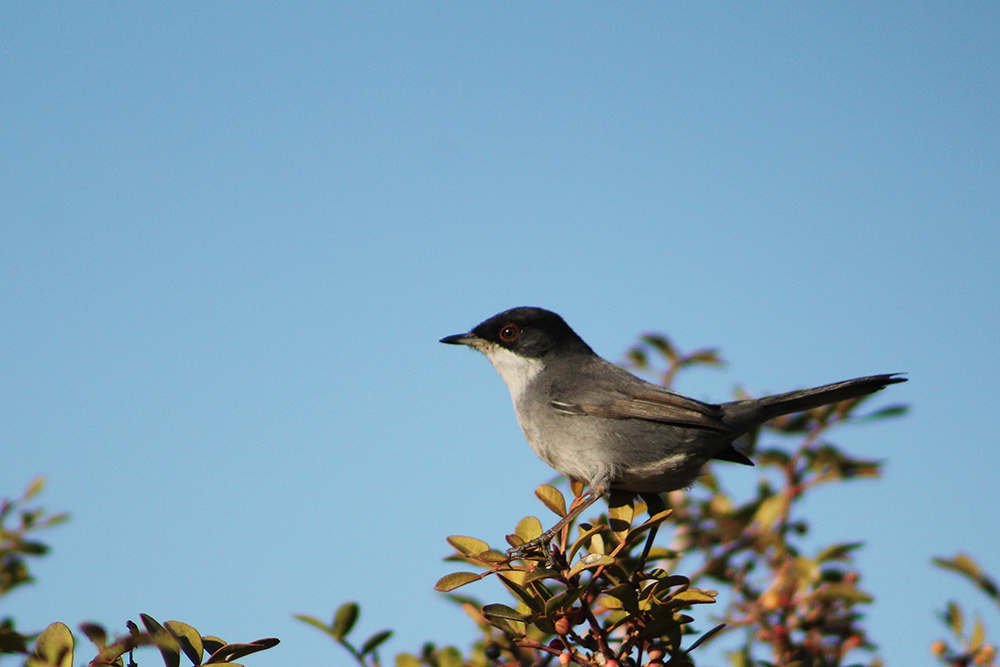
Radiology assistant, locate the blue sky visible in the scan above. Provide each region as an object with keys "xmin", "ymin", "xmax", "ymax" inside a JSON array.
[{"xmin": 2, "ymin": 3, "xmax": 998, "ymax": 665}]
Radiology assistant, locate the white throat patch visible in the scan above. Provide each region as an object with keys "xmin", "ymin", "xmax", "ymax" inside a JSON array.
[{"xmin": 480, "ymin": 344, "xmax": 545, "ymax": 404}]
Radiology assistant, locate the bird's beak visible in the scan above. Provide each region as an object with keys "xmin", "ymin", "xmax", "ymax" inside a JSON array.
[{"xmin": 440, "ymin": 332, "xmax": 480, "ymax": 346}]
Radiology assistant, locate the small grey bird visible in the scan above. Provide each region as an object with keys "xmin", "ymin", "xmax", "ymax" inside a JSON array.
[{"xmin": 441, "ymin": 306, "xmax": 905, "ymax": 555}]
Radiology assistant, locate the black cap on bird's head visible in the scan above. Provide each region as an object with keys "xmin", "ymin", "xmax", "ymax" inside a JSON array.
[{"xmin": 440, "ymin": 307, "xmax": 593, "ymax": 359}]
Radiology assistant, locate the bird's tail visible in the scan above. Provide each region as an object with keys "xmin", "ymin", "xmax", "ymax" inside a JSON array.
[{"xmin": 734, "ymin": 373, "xmax": 906, "ymax": 424}]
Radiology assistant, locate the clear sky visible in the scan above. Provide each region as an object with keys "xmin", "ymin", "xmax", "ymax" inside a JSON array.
[{"xmin": 2, "ymin": 3, "xmax": 997, "ymax": 665}]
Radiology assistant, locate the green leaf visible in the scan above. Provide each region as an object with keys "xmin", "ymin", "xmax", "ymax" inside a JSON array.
[
  {"xmin": 447, "ymin": 535, "xmax": 490, "ymax": 557},
  {"xmin": 522, "ymin": 567, "xmax": 562, "ymax": 584},
  {"xmin": 497, "ymin": 575, "xmax": 543, "ymax": 612},
  {"xmin": 293, "ymin": 615, "xmax": 339, "ymax": 638},
  {"xmin": 946, "ymin": 601, "xmax": 964, "ymax": 637},
  {"xmin": 971, "ymin": 615, "xmax": 985, "ymax": 652},
  {"xmin": 815, "ymin": 542, "xmax": 864, "ymax": 563},
  {"xmin": 933, "ymin": 553, "xmax": 1000, "ymax": 599},
  {"xmin": 438, "ymin": 646, "xmax": 464, "ymax": 667},
  {"xmin": 816, "ymin": 583, "xmax": 873, "ymax": 604},
  {"xmin": 543, "ymin": 587, "xmax": 585, "ymax": 617},
  {"xmin": 31, "ymin": 622, "xmax": 74, "ymax": 667},
  {"xmin": 331, "ymin": 602, "xmax": 360, "ymax": 640},
  {"xmin": 672, "ymin": 588, "xmax": 718, "ymax": 605},
  {"xmin": 395, "ymin": 653, "xmax": 422, "ymax": 667},
  {"xmin": 641, "ymin": 334, "xmax": 677, "ymax": 362},
  {"xmin": 856, "ymin": 404, "xmax": 910, "ymax": 422},
  {"xmin": 752, "ymin": 494, "xmax": 788, "ymax": 531},
  {"xmin": 935, "ymin": 553, "xmax": 983, "ymax": 579},
  {"xmin": 435, "ymin": 572, "xmax": 481, "ymax": 592},
  {"xmin": 360, "ymin": 630, "xmax": 393, "ymax": 656},
  {"xmin": 535, "ymin": 485, "xmax": 567, "ymax": 517},
  {"xmin": 687, "ymin": 623, "xmax": 726, "ymax": 652},
  {"xmin": 608, "ymin": 584, "xmax": 640, "ymax": 615},
  {"xmin": 481, "ymin": 603, "xmax": 527, "ymax": 622}
]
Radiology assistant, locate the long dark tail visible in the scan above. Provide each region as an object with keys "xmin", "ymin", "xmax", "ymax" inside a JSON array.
[{"xmin": 729, "ymin": 373, "xmax": 906, "ymax": 425}]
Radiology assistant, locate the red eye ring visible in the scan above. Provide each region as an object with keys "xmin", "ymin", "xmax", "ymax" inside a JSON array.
[{"xmin": 499, "ymin": 323, "xmax": 520, "ymax": 342}]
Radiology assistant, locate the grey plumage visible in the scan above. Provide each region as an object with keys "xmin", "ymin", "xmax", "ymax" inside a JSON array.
[{"xmin": 442, "ymin": 306, "xmax": 905, "ymax": 555}]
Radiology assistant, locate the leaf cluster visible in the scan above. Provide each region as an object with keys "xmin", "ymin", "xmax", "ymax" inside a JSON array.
[
  {"xmin": 302, "ymin": 333, "xmax": 919, "ymax": 667},
  {"xmin": 0, "ymin": 479, "xmax": 279, "ymax": 667},
  {"xmin": 930, "ymin": 553, "xmax": 998, "ymax": 667},
  {"xmin": 1, "ymin": 478, "xmax": 70, "ymax": 655},
  {"xmin": 295, "ymin": 603, "xmax": 394, "ymax": 667},
  {"xmin": 23, "ymin": 615, "xmax": 276, "ymax": 667}
]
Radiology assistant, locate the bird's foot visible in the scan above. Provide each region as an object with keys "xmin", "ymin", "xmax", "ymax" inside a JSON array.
[{"xmin": 505, "ymin": 531, "xmax": 565, "ymax": 568}]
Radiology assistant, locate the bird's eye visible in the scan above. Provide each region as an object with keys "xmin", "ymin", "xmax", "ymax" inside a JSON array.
[{"xmin": 499, "ymin": 323, "xmax": 520, "ymax": 342}]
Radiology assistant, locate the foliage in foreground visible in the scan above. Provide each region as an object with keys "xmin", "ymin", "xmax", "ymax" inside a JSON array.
[
  {"xmin": 0, "ymin": 480, "xmax": 278, "ymax": 667},
  {"xmin": 299, "ymin": 334, "xmax": 997, "ymax": 667},
  {"xmin": 1, "ymin": 333, "xmax": 996, "ymax": 666}
]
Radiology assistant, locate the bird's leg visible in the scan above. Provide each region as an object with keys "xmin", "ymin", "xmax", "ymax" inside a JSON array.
[
  {"xmin": 506, "ymin": 486, "xmax": 605, "ymax": 560},
  {"xmin": 634, "ymin": 493, "xmax": 666, "ymax": 574}
]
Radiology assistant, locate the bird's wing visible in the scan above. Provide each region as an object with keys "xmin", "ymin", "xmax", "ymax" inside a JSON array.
[{"xmin": 548, "ymin": 362, "xmax": 735, "ymax": 433}]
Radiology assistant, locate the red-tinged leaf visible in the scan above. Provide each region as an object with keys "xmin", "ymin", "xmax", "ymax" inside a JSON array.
[
  {"xmin": 206, "ymin": 637, "xmax": 278, "ymax": 664},
  {"xmin": 24, "ymin": 477, "xmax": 46, "ymax": 499},
  {"xmin": 435, "ymin": 572, "xmax": 481, "ymax": 592},
  {"xmin": 202, "ymin": 636, "xmax": 226, "ymax": 655},
  {"xmin": 522, "ymin": 567, "xmax": 561, "ymax": 583},
  {"xmin": 685, "ymin": 348, "xmax": 725, "ymax": 366},
  {"xmin": 79, "ymin": 623, "xmax": 107, "ymax": 649},
  {"xmin": 641, "ymin": 334, "xmax": 677, "ymax": 362}
]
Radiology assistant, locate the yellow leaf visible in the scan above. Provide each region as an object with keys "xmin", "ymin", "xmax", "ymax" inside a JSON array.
[
  {"xmin": 672, "ymin": 588, "xmax": 718, "ymax": 604},
  {"xmin": 515, "ymin": 516, "xmax": 542, "ymax": 542},
  {"xmin": 535, "ymin": 485, "xmax": 567, "ymax": 517},
  {"xmin": 446, "ymin": 535, "xmax": 490, "ymax": 557},
  {"xmin": 567, "ymin": 554, "xmax": 614, "ymax": 579},
  {"xmin": 32, "ymin": 622, "xmax": 74, "ymax": 667}
]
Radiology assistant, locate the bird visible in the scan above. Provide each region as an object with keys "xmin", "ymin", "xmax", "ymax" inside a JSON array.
[{"xmin": 441, "ymin": 306, "xmax": 905, "ymax": 556}]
